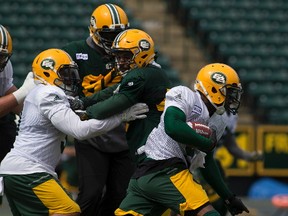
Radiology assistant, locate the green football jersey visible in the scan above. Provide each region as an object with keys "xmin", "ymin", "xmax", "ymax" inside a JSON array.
[
  {"xmin": 62, "ymin": 38, "xmax": 127, "ymax": 153},
  {"xmin": 85, "ymin": 64, "xmax": 172, "ymax": 163},
  {"xmin": 62, "ymin": 39, "xmax": 114, "ymax": 97}
]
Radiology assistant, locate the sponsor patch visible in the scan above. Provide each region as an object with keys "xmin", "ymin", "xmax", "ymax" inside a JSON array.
[
  {"xmin": 192, "ymin": 105, "xmax": 202, "ymax": 115},
  {"xmin": 76, "ymin": 53, "xmax": 88, "ymax": 60}
]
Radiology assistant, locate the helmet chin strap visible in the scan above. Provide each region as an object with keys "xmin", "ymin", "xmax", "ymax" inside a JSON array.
[{"xmin": 197, "ymin": 80, "xmax": 226, "ymax": 115}]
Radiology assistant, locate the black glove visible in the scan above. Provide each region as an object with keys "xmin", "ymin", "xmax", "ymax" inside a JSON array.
[
  {"xmin": 67, "ymin": 96, "xmax": 84, "ymax": 111},
  {"xmin": 75, "ymin": 110, "xmax": 89, "ymax": 121},
  {"xmin": 224, "ymin": 195, "xmax": 249, "ymax": 215}
]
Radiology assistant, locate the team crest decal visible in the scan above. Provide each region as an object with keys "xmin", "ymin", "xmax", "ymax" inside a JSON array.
[
  {"xmin": 139, "ymin": 39, "xmax": 150, "ymax": 51},
  {"xmin": 211, "ymin": 72, "xmax": 226, "ymax": 84},
  {"xmin": 41, "ymin": 58, "xmax": 55, "ymax": 70}
]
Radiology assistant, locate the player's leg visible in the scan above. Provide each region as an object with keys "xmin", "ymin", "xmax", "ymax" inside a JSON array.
[
  {"xmin": 4, "ymin": 172, "xmax": 80, "ymax": 215},
  {"xmin": 74, "ymin": 140, "xmax": 108, "ymax": 215},
  {"xmin": 97, "ymin": 149, "xmax": 135, "ymax": 216},
  {"xmin": 167, "ymin": 168, "xmax": 220, "ymax": 216},
  {"xmin": 115, "ymin": 178, "xmax": 166, "ymax": 215}
]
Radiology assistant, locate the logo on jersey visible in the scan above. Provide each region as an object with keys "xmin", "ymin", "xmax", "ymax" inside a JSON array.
[
  {"xmin": 106, "ymin": 62, "xmax": 114, "ymax": 70},
  {"xmin": 41, "ymin": 59, "xmax": 55, "ymax": 70},
  {"xmin": 211, "ymin": 72, "xmax": 226, "ymax": 84},
  {"xmin": 192, "ymin": 105, "xmax": 202, "ymax": 115},
  {"xmin": 76, "ymin": 53, "xmax": 88, "ymax": 60},
  {"xmin": 139, "ymin": 39, "xmax": 150, "ymax": 51},
  {"xmin": 127, "ymin": 81, "xmax": 134, "ymax": 86},
  {"xmin": 53, "ymin": 95, "xmax": 61, "ymax": 101}
]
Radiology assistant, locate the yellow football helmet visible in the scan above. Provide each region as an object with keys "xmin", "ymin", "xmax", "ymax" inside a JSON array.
[
  {"xmin": 89, "ymin": 3, "xmax": 129, "ymax": 53},
  {"xmin": 194, "ymin": 63, "xmax": 243, "ymax": 115},
  {"xmin": 0, "ymin": 25, "xmax": 13, "ymax": 72},
  {"xmin": 111, "ymin": 29, "xmax": 155, "ymax": 74},
  {"xmin": 32, "ymin": 48, "xmax": 80, "ymax": 96}
]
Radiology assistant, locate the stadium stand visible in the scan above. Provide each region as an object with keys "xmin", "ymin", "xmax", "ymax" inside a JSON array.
[
  {"xmin": 165, "ymin": 0, "xmax": 288, "ymax": 124},
  {"xmin": 0, "ymin": 0, "xmax": 182, "ymax": 88}
]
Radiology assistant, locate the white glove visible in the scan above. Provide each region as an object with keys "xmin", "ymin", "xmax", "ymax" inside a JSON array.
[
  {"xmin": 121, "ymin": 103, "xmax": 149, "ymax": 122},
  {"xmin": 12, "ymin": 72, "xmax": 36, "ymax": 104}
]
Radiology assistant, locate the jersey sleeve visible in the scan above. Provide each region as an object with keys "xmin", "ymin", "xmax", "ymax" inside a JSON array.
[
  {"xmin": 85, "ymin": 72, "xmax": 145, "ymax": 119},
  {"xmin": 164, "ymin": 86, "xmax": 195, "ymax": 118},
  {"xmin": 37, "ymin": 86, "xmax": 122, "ymax": 140}
]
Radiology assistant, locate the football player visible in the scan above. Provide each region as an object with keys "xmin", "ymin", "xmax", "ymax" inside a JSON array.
[
  {"xmin": 61, "ymin": 4, "xmax": 133, "ymax": 215},
  {"xmin": 114, "ymin": 63, "xmax": 249, "ymax": 216},
  {"xmin": 189, "ymin": 110, "xmax": 263, "ymax": 216},
  {"xmin": 75, "ymin": 28, "xmax": 172, "ymax": 165},
  {"xmin": 0, "ymin": 24, "xmax": 35, "ymax": 181},
  {"xmin": 0, "ymin": 48, "xmax": 148, "ymax": 216}
]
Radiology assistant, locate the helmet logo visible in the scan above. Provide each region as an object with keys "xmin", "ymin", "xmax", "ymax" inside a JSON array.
[
  {"xmin": 139, "ymin": 39, "xmax": 150, "ymax": 51},
  {"xmin": 211, "ymin": 72, "xmax": 226, "ymax": 84},
  {"xmin": 41, "ymin": 59, "xmax": 55, "ymax": 70}
]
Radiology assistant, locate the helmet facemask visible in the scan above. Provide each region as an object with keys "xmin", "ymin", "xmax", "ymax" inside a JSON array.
[
  {"xmin": 0, "ymin": 52, "xmax": 12, "ymax": 72},
  {"xmin": 0, "ymin": 25, "xmax": 13, "ymax": 72},
  {"xmin": 94, "ymin": 27, "xmax": 126, "ymax": 54},
  {"xmin": 113, "ymin": 50, "xmax": 135, "ymax": 76},
  {"xmin": 221, "ymin": 84, "xmax": 243, "ymax": 115},
  {"xmin": 54, "ymin": 64, "xmax": 81, "ymax": 96}
]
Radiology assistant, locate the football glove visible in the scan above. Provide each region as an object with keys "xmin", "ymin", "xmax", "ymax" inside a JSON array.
[
  {"xmin": 75, "ymin": 110, "xmax": 89, "ymax": 121},
  {"xmin": 12, "ymin": 72, "xmax": 36, "ymax": 104},
  {"xmin": 224, "ymin": 195, "xmax": 249, "ymax": 215},
  {"xmin": 67, "ymin": 96, "xmax": 84, "ymax": 111},
  {"xmin": 121, "ymin": 103, "xmax": 149, "ymax": 122},
  {"xmin": 246, "ymin": 151, "xmax": 264, "ymax": 162}
]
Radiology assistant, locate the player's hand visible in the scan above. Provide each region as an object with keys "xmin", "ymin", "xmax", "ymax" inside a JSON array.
[
  {"xmin": 12, "ymin": 71, "xmax": 36, "ymax": 104},
  {"xmin": 247, "ymin": 151, "xmax": 264, "ymax": 162},
  {"xmin": 121, "ymin": 103, "xmax": 149, "ymax": 122},
  {"xmin": 67, "ymin": 96, "xmax": 84, "ymax": 111},
  {"xmin": 75, "ymin": 110, "xmax": 89, "ymax": 121},
  {"xmin": 225, "ymin": 195, "xmax": 249, "ymax": 215}
]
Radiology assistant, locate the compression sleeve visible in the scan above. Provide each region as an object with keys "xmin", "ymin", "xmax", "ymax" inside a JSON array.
[
  {"xmin": 86, "ymin": 93, "xmax": 133, "ymax": 119},
  {"xmin": 164, "ymin": 106, "xmax": 214, "ymax": 152},
  {"xmin": 200, "ymin": 151, "xmax": 234, "ymax": 200},
  {"xmin": 81, "ymin": 84, "xmax": 119, "ymax": 108}
]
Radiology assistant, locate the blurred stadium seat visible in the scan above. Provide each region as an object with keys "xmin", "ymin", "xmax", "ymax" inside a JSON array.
[
  {"xmin": 0, "ymin": 0, "xmax": 182, "ymax": 88},
  {"xmin": 165, "ymin": 0, "xmax": 288, "ymax": 124}
]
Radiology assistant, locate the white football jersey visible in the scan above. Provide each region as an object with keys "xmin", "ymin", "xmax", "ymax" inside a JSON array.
[
  {"xmin": 145, "ymin": 86, "xmax": 228, "ymax": 164},
  {"xmin": 0, "ymin": 84, "xmax": 122, "ymax": 178},
  {"xmin": 0, "ymin": 60, "xmax": 13, "ymax": 96}
]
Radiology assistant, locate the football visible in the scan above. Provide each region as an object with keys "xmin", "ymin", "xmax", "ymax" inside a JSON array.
[{"xmin": 187, "ymin": 122, "xmax": 212, "ymax": 138}]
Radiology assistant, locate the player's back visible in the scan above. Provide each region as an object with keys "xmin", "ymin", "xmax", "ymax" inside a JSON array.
[{"xmin": 121, "ymin": 64, "xmax": 171, "ymax": 163}]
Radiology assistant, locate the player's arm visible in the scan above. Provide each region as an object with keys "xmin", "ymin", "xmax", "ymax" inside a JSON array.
[
  {"xmin": 0, "ymin": 72, "xmax": 35, "ymax": 117},
  {"xmin": 81, "ymin": 84, "xmax": 119, "ymax": 108},
  {"xmin": 86, "ymin": 93, "xmax": 134, "ymax": 120},
  {"xmin": 0, "ymin": 86, "xmax": 20, "ymax": 117},
  {"xmin": 41, "ymin": 91, "xmax": 147, "ymax": 140},
  {"xmin": 200, "ymin": 152, "xmax": 249, "ymax": 215},
  {"xmin": 164, "ymin": 106, "xmax": 215, "ymax": 152},
  {"xmin": 223, "ymin": 129, "xmax": 263, "ymax": 161},
  {"xmin": 200, "ymin": 151, "xmax": 233, "ymax": 199}
]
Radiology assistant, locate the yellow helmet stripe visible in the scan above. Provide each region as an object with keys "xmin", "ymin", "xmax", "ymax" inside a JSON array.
[
  {"xmin": 0, "ymin": 25, "xmax": 8, "ymax": 51},
  {"xmin": 105, "ymin": 4, "xmax": 120, "ymax": 25}
]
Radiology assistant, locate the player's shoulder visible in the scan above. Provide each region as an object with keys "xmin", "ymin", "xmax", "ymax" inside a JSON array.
[
  {"xmin": 167, "ymin": 85, "xmax": 194, "ymax": 97},
  {"xmin": 62, "ymin": 40, "xmax": 87, "ymax": 53},
  {"xmin": 35, "ymin": 84, "xmax": 66, "ymax": 100}
]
